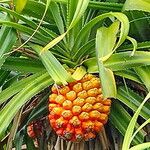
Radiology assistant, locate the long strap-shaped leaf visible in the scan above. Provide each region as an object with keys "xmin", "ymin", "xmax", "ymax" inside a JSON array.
[
  {"xmin": 122, "ymin": 92, "xmax": 150, "ymax": 149},
  {"xmin": 115, "ymin": 69, "xmax": 142, "ymax": 84},
  {"xmin": 2, "ymin": 57, "xmax": 45, "ymax": 74},
  {"xmin": 131, "ymin": 118, "xmax": 150, "ymax": 147},
  {"xmin": 83, "ymin": 51, "xmax": 150, "ymax": 72},
  {"xmin": 0, "ymin": 25, "xmax": 17, "ymax": 68},
  {"xmin": 96, "ymin": 22, "xmax": 120, "ymax": 97},
  {"xmin": 41, "ymin": 0, "xmax": 89, "ymax": 52},
  {"xmin": 14, "ymin": 0, "xmax": 52, "ymax": 52},
  {"xmin": 72, "ymin": 12, "xmax": 129, "ymax": 54},
  {"xmin": 0, "ymin": 6, "xmax": 58, "ymax": 39},
  {"xmin": 0, "ymin": 71, "xmax": 46, "ymax": 105},
  {"xmin": 117, "ymin": 86, "xmax": 150, "ymax": 120},
  {"xmin": 0, "ymin": 73, "xmax": 53, "ymax": 139},
  {"xmin": 110, "ymin": 101, "xmax": 145, "ymax": 145}
]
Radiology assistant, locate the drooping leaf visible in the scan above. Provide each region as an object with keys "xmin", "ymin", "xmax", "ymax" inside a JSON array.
[
  {"xmin": 95, "ymin": 22, "xmax": 120, "ymax": 97},
  {"xmin": 0, "ymin": 20, "xmax": 51, "ymax": 44},
  {"xmin": 30, "ymin": 43, "xmax": 73, "ymax": 85},
  {"xmin": 84, "ymin": 51, "xmax": 150, "ymax": 73},
  {"xmin": 96, "ymin": 22, "xmax": 119, "ymax": 97},
  {"xmin": 72, "ymin": 12, "xmax": 129, "ymax": 55}
]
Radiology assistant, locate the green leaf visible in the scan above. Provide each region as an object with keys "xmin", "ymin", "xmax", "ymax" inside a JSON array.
[
  {"xmin": 95, "ymin": 21, "xmax": 120, "ymax": 97},
  {"xmin": 0, "ymin": 20, "xmax": 51, "ymax": 44},
  {"xmin": 14, "ymin": 0, "xmax": 28, "ymax": 13},
  {"xmin": 128, "ymin": 11, "xmax": 150, "ymax": 41},
  {"xmin": 66, "ymin": 0, "xmax": 83, "ymax": 49},
  {"xmin": 25, "ymin": 134, "xmax": 36, "ymax": 150},
  {"xmin": 96, "ymin": 24, "xmax": 117, "ymax": 98},
  {"xmin": 2, "ymin": 57, "xmax": 45, "ymax": 73},
  {"xmin": 71, "ymin": 66, "xmax": 86, "ymax": 81},
  {"xmin": 72, "ymin": 12, "xmax": 129, "ymax": 54},
  {"xmin": 110, "ymin": 101, "xmax": 145, "ymax": 145},
  {"xmin": 118, "ymin": 41, "xmax": 150, "ymax": 52},
  {"xmin": 31, "ymin": 44, "xmax": 73, "ymax": 85},
  {"xmin": 126, "ymin": 36, "xmax": 137, "ymax": 56},
  {"xmin": 115, "ymin": 70, "xmax": 142, "ymax": 84},
  {"xmin": 6, "ymin": 108, "xmax": 23, "ymax": 150},
  {"xmin": 0, "ymin": 72, "xmax": 53, "ymax": 139},
  {"xmin": 72, "ymin": 39, "xmax": 95, "ymax": 63},
  {"xmin": 0, "ymin": 71, "xmax": 46, "ymax": 105},
  {"xmin": 122, "ymin": 92, "xmax": 150, "ymax": 149},
  {"xmin": 67, "ymin": 0, "xmax": 78, "ymax": 28},
  {"xmin": 22, "ymin": 0, "xmax": 53, "ymax": 23},
  {"xmin": 26, "ymin": 94, "xmax": 49, "ymax": 124},
  {"xmin": 0, "ymin": 5, "xmax": 60, "ymax": 41},
  {"xmin": 2, "ymin": 74, "xmax": 19, "ymax": 90},
  {"xmin": 14, "ymin": 131, "xmax": 24, "ymax": 150},
  {"xmin": 14, "ymin": 0, "xmax": 52, "ymax": 51},
  {"xmin": 129, "ymin": 142, "xmax": 150, "ymax": 150},
  {"xmin": 0, "ymin": 25, "xmax": 17, "ymax": 68},
  {"xmin": 131, "ymin": 118, "xmax": 150, "ymax": 144},
  {"xmin": 41, "ymin": 0, "xmax": 89, "ymax": 52},
  {"xmin": 97, "ymin": 21, "xmax": 120, "ymax": 58},
  {"xmin": 88, "ymin": 1, "xmax": 122, "ymax": 11},
  {"xmin": 0, "ymin": 70, "xmax": 10, "ymax": 86},
  {"xmin": 83, "ymin": 51, "xmax": 150, "ymax": 73},
  {"xmin": 50, "ymin": 2, "xmax": 65, "ymax": 34},
  {"xmin": 68, "ymin": 0, "xmax": 89, "ymax": 29},
  {"xmin": 135, "ymin": 66, "xmax": 150, "ymax": 91},
  {"xmin": 52, "ymin": 0, "xmax": 123, "ymax": 11},
  {"xmin": 123, "ymin": 0, "xmax": 150, "ymax": 12},
  {"xmin": 117, "ymin": 86, "xmax": 150, "ymax": 120},
  {"xmin": 41, "ymin": 32, "xmax": 67, "ymax": 52}
]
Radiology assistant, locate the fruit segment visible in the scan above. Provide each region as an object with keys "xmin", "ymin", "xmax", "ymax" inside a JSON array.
[
  {"xmin": 27, "ymin": 121, "xmax": 43, "ymax": 139},
  {"xmin": 48, "ymin": 74, "xmax": 111, "ymax": 142}
]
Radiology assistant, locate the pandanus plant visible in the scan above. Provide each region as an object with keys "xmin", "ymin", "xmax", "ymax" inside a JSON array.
[{"xmin": 0, "ymin": 0, "xmax": 150, "ymax": 149}]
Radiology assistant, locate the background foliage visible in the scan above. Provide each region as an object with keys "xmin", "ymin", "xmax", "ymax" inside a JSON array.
[{"xmin": 0, "ymin": 0, "xmax": 150, "ymax": 149}]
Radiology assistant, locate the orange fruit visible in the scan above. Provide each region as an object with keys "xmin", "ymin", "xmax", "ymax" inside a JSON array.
[
  {"xmin": 48, "ymin": 73, "xmax": 111, "ymax": 142},
  {"xmin": 27, "ymin": 121, "xmax": 43, "ymax": 139}
]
